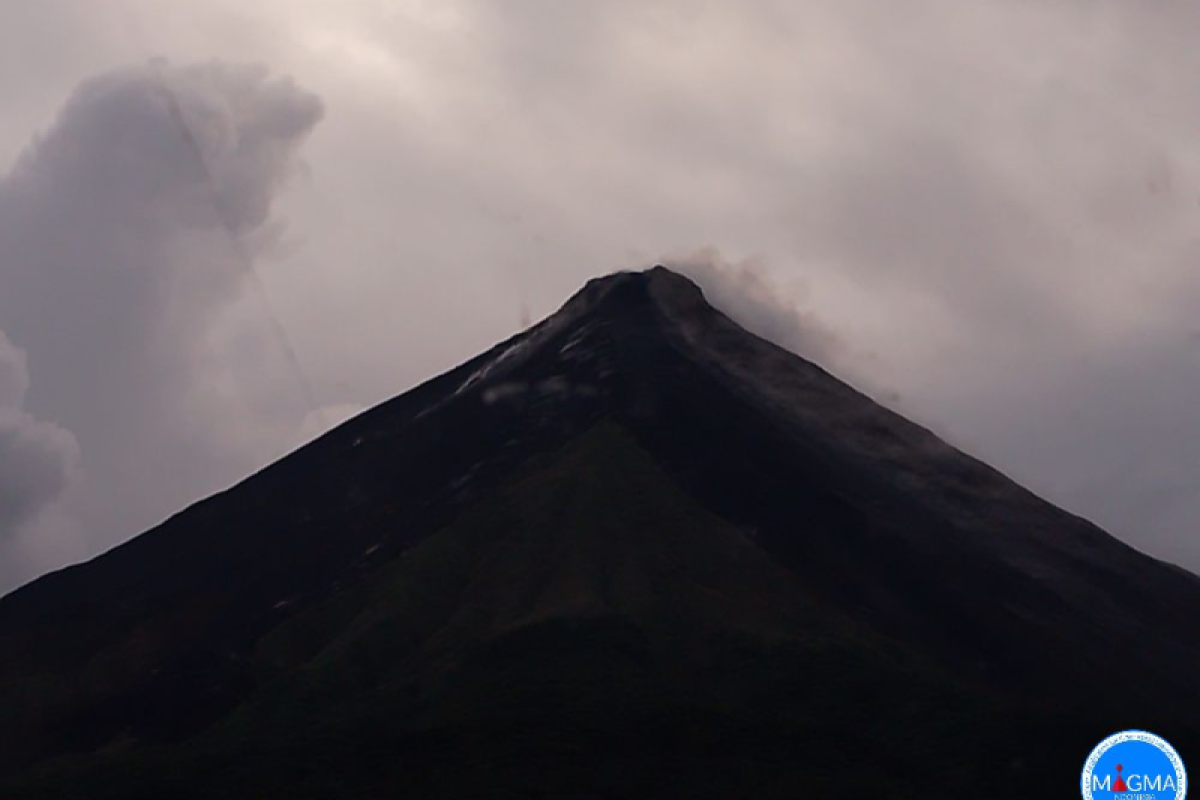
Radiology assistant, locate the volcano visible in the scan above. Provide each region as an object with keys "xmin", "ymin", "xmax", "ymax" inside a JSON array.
[{"xmin": 1, "ymin": 267, "xmax": 1196, "ymax": 798}]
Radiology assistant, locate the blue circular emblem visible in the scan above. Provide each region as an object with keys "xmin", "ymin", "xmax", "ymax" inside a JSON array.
[{"xmin": 1082, "ymin": 730, "xmax": 1187, "ymax": 800}]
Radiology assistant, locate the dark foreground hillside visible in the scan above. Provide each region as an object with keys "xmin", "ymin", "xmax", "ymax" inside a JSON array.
[{"xmin": 2, "ymin": 268, "xmax": 1197, "ymax": 798}]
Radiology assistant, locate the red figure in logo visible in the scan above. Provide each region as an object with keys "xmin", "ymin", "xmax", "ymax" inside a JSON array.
[{"xmin": 1113, "ymin": 764, "xmax": 1128, "ymax": 792}]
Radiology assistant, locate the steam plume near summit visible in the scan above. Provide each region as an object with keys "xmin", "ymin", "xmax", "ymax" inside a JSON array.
[{"xmin": 664, "ymin": 248, "xmax": 844, "ymax": 368}]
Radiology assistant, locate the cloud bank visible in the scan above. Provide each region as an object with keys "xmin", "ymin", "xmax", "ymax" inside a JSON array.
[{"xmin": 1, "ymin": 0, "xmax": 1198, "ymax": 588}]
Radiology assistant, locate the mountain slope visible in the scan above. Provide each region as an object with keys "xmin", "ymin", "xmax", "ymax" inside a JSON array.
[
  {"xmin": 0, "ymin": 425, "xmax": 1111, "ymax": 798},
  {"xmin": 1, "ymin": 267, "xmax": 1197, "ymax": 797}
]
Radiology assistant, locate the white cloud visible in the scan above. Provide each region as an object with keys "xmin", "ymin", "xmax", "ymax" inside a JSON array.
[
  {"xmin": 1, "ymin": 0, "xmax": 1198, "ymax": 589},
  {"xmin": 0, "ymin": 59, "xmax": 322, "ymax": 589}
]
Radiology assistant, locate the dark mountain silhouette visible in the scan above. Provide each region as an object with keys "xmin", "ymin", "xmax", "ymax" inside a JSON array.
[{"xmin": 1, "ymin": 267, "xmax": 1197, "ymax": 798}]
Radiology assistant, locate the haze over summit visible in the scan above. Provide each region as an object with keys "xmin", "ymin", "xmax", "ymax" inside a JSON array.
[{"xmin": 1, "ymin": 0, "xmax": 1199, "ymax": 594}]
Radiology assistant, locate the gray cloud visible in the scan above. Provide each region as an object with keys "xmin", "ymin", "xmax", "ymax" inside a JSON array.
[
  {"xmin": 0, "ymin": 60, "xmax": 322, "ymax": 588},
  {"xmin": 0, "ymin": 409, "xmax": 79, "ymax": 539},
  {"xmin": 0, "ymin": 331, "xmax": 79, "ymax": 542},
  {"xmin": 0, "ymin": 331, "xmax": 28, "ymax": 409},
  {"xmin": 0, "ymin": 0, "xmax": 1197, "ymax": 589}
]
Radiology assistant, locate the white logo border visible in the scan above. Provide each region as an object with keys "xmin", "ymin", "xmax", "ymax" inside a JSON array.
[{"xmin": 1081, "ymin": 729, "xmax": 1187, "ymax": 800}]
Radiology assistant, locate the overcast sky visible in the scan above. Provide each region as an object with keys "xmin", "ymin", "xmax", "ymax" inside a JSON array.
[{"xmin": 0, "ymin": 0, "xmax": 1197, "ymax": 593}]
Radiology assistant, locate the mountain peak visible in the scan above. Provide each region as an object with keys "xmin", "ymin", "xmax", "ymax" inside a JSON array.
[
  {"xmin": 2, "ymin": 264, "xmax": 1197, "ymax": 798},
  {"xmin": 551, "ymin": 264, "xmax": 705, "ymax": 324}
]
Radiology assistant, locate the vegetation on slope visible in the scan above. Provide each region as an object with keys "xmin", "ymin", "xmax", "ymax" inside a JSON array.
[{"xmin": 3, "ymin": 423, "xmax": 1118, "ymax": 799}]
